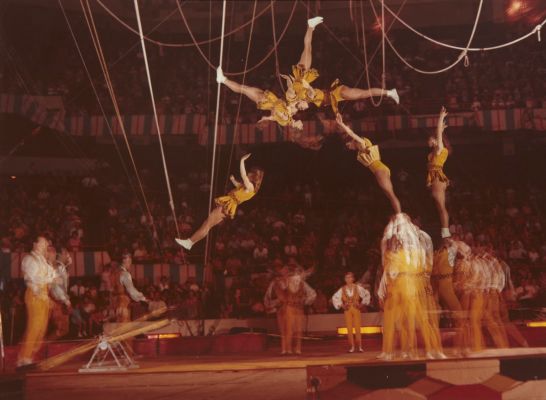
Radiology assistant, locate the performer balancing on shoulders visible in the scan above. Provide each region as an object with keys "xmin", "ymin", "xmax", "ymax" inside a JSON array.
[
  {"xmin": 176, "ymin": 154, "xmax": 264, "ymax": 251},
  {"xmin": 331, "ymin": 272, "xmax": 371, "ymax": 353},
  {"xmin": 427, "ymin": 106, "xmax": 451, "ymax": 240},
  {"xmin": 336, "ymin": 113, "xmax": 402, "ymax": 214}
]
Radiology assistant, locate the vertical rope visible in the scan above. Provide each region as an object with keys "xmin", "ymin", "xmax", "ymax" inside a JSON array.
[
  {"xmin": 133, "ymin": 0, "xmax": 180, "ymax": 237},
  {"xmin": 204, "ymin": 0, "xmax": 228, "ymax": 266}
]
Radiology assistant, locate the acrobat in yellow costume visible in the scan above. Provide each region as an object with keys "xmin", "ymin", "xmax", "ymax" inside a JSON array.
[
  {"xmin": 284, "ymin": 64, "xmax": 344, "ymax": 115},
  {"xmin": 431, "ymin": 242, "xmax": 467, "ymax": 354},
  {"xmin": 215, "ymin": 185, "xmax": 256, "ymax": 219},
  {"xmin": 427, "ymin": 147, "xmax": 450, "ymax": 187},
  {"xmin": 257, "ymin": 91, "xmax": 295, "ymax": 128},
  {"xmin": 417, "ymin": 230, "xmax": 446, "ymax": 358},
  {"xmin": 356, "ymin": 138, "xmax": 391, "ymax": 175},
  {"xmin": 482, "ymin": 254, "xmax": 509, "ymax": 348}
]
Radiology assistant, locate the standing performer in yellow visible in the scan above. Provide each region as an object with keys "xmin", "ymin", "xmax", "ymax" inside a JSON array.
[
  {"xmin": 336, "ymin": 113, "xmax": 402, "ymax": 214},
  {"xmin": 377, "ymin": 214, "xmax": 423, "ymax": 360},
  {"xmin": 417, "ymin": 229, "xmax": 447, "ymax": 359},
  {"xmin": 331, "ymin": 272, "xmax": 371, "ymax": 353},
  {"xmin": 453, "ymin": 240, "xmax": 481, "ymax": 352},
  {"xmin": 432, "ymin": 239, "xmax": 468, "ymax": 356},
  {"xmin": 17, "ymin": 236, "xmax": 57, "ymax": 369},
  {"xmin": 111, "ymin": 254, "xmax": 148, "ymax": 323},
  {"xmin": 427, "ymin": 106, "xmax": 451, "ymax": 239},
  {"xmin": 278, "ymin": 267, "xmax": 317, "ymax": 355},
  {"xmin": 49, "ymin": 247, "xmax": 72, "ymax": 340},
  {"xmin": 176, "ymin": 154, "xmax": 263, "ymax": 251},
  {"xmin": 481, "ymin": 252, "xmax": 509, "ymax": 348}
]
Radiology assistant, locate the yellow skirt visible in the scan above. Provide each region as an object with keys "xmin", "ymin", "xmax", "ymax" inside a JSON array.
[
  {"xmin": 215, "ymin": 195, "xmax": 238, "ymax": 219},
  {"xmin": 329, "ymin": 80, "xmax": 344, "ymax": 115},
  {"xmin": 369, "ymin": 160, "xmax": 390, "ymax": 175},
  {"xmin": 427, "ymin": 168, "xmax": 449, "ymax": 187}
]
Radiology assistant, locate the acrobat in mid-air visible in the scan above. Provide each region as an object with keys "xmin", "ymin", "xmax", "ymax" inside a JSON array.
[
  {"xmin": 217, "ymin": 17, "xmax": 400, "ymax": 136},
  {"xmin": 427, "ymin": 106, "xmax": 451, "ymax": 239},
  {"xmin": 281, "ymin": 17, "xmax": 400, "ymax": 114},
  {"xmin": 175, "ymin": 154, "xmax": 263, "ymax": 251},
  {"xmin": 336, "ymin": 113, "xmax": 402, "ymax": 214}
]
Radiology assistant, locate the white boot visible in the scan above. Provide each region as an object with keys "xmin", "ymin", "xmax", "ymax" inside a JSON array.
[
  {"xmin": 348, "ymin": 346, "xmax": 355, "ymax": 353},
  {"xmin": 307, "ymin": 16, "xmax": 323, "ymax": 29},
  {"xmin": 216, "ymin": 66, "xmax": 227, "ymax": 84},
  {"xmin": 388, "ymin": 89, "xmax": 400, "ymax": 104},
  {"xmin": 175, "ymin": 238, "xmax": 193, "ymax": 250}
]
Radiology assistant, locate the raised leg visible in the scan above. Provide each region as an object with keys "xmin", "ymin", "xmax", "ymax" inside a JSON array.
[
  {"xmin": 223, "ymin": 78, "xmax": 265, "ymax": 104},
  {"xmin": 189, "ymin": 207, "xmax": 226, "ymax": 245},
  {"xmin": 298, "ymin": 27, "xmax": 315, "ymax": 70}
]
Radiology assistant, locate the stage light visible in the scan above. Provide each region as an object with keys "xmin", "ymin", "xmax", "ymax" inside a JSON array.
[
  {"xmin": 337, "ymin": 326, "xmax": 382, "ymax": 335},
  {"xmin": 526, "ymin": 321, "xmax": 546, "ymax": 328},
  {"xmin": 507, "ymin": 1, "xmax": 525, "ymax": 17},
  {"xmin": 146, "ymin": 333, "xmax": 181, "ymax": 339},
  {"xmin": 10, "ymin": 175, "xmax": 16, "ymax": 180}
]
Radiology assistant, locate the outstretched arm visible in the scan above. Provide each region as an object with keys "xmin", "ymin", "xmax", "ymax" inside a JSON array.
[
  {"xmin": 436, "ymin": 106, "xmax": 448, "ymax": 152},
  {"xmin": 336, "ymin": 113, "xmax": 368, "ymax": 148},
  {"xmin": 239, "ymin": 153, "xmax": 255, "ymax": 192},
  {"xmin": 230, "ymin": 175, "xmax": 242, "ymax": 188}
]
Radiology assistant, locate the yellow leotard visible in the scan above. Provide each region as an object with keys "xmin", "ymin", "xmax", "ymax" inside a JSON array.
[
  {"xmin": 257, "ymin": 90, "xmax": 292, "ymax": 127},
  {"xmin": 285, "ymin": 65, "xmax": 325, "ymax": 107},
  {"xmin": 215, "ymin": 186, "xmax": 256, "ymax": 219},
  {"xmin": 356, "ymin": 138, "xmax": 390, "ymax": 175},
  {"xmin": 427, "ymin": 147, "xmax": 449, "ymax": 186},
  {"xmin": 283, "ymin": 66, "xmax": 344, "ymax": 114}
]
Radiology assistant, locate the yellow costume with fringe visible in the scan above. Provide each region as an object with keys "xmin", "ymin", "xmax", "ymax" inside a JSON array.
[
  {"xmin": 215, "ymin": 186, "xmax": 256, "ymax": 219},
  {"xmin": 285, "ymin": 65, "xmax": 325, "ymax": 107},
  {"xmin": 357, "ymin": 138, "xmax": 391, "ymax": 175},
  {"xmin": 257, "ymin": 90, "xmax": 292, "ymax": 127},
  {"xmin": 427, "ymin": 147, "xmax": 449, "ymax": 186},
  {"xmin": 381, "ymin": 249, "xmax": 424, "ymax": 356},
  {"xmin": 284, "ymin": 66, "xmax": 344, "ymax": 114}
]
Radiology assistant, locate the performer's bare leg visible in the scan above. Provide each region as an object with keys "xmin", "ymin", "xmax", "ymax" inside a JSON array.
[
  {"xmin": 297, "ymin": 17, "xmax": 323, "ymax": 69},
  {"xmin": 189, "ymin": 207, "xmax": 226, "ymax": 245},
  {"xmin": 217, "ymin": 67, "xmax": 265, "ymax": 104},
  {"xmin": 430, "ymin": 180, "xmax": 449, "ymax": 231},
  {"xmin": 374, "ymin": 169, "xmax": 402, "ymax": 214},
  {"xmin": 339, "ymin": 85, "xmax": 400, "ymax": 104}
]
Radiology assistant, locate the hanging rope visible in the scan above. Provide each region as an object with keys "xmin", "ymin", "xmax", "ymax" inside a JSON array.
[
  {"xmin": 271, "ymin": 0, "xmax": 285, "ymax": 91},
  {"xmin": 133, "ymin": 0, "xmax": 180, "ymax": 238},
  {"xmin": 59, "ymin": 0, "xmax": 151, "ymax": 230},
  {"xmin": 96, "ymin": 0, "xmax": 272, "ymax": 49},
  {"xmin": 80, "ymin": 0, "xmax": 161, "ymax": 244},
  {"xmin": 176, "ymin": 0, "xmax": 297, "ymax": 76},
  {"xmin": 370, "ymin": 0, "xmax": 484, "ymax": 75},
  {"xmin": 339, "ymin": 0, "xmax": 410, "ymax": 115},
  {"xmin": 359, "ymin": 0, "xmax": 385, "ymax": 107},
  {"xmin": 204, "ymin": 0, "xmax": 228, "ymax": 267},
  {"xmin": 224, "ymin": 0, "xmax": 258, "ymax": 191},
  {"xmin": 379, "ymin": 0, "xmax": 545, "ymax": 52}
]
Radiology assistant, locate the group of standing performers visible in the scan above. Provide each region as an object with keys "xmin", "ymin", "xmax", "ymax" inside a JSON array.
[
  {"xmin": 16, "ymin": 237, "xmax": 147, "ymax": 370},
  {"xmin": 176, "ymin": 16, "xmax": 528, "ymax": 358}
]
